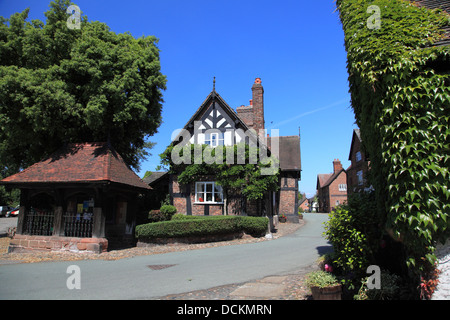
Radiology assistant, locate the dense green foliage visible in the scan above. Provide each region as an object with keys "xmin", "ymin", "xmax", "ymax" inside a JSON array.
[
  {"xmin": 160, "ymin": 143, "xmax": 280, "ymax": 202},
  {"xmin": 147, "ymin": 205, "xmax": 177, "ymax": 223},
  {"xmin": 324, "ymin": 192, "xmax": 380, "ymax": 275},
  {"xmin": 160, "ymin": 204, "xmax": 177, "ymax": 216},
  {"xmin": 135, "ymin": 215, "xmax": 268, "ymax": 239},
  {"xmin": 0, "ymin": 0, "xmax": 166, "ymax": 173},
  {"xmin": 336, "ymin": 0, "xmax": 450, "ymax": 276}
]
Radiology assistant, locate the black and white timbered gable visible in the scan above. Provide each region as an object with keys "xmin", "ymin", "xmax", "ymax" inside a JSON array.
[{"xmin": 175, "ymin": 89, "xmax": 258, "ymax": 147}]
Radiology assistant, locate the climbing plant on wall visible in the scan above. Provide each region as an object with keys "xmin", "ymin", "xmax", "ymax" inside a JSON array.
[
  {"xmin": 160, "ymin": 143, "xmax": 280, "ymax": 202},
  {"xmin": 335, "ymin": 0, "xmax": 450, "ymax": 276}
]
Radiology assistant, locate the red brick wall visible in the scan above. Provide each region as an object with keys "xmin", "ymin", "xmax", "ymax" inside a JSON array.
[
  {"xmin": 278, "ymin": 175, "xmax": 298, "ymax": 218},
  {"xmin": 347, "ymin": 137, "xmax": 370, "ymax": 195},
  {"xmin": 170, "ymin": 175, "xmax": 264, "ymax": 216},
  {"xmin": 328, "ymin": 171, "xmax": 348, "ymax": 212},
  {"xmin": 251, "ymin": 78, "xmax": 264, "ymax": 132},
  {"xmin": 9, "ymin": 234, "xmax": 108, "ymax": 253}
]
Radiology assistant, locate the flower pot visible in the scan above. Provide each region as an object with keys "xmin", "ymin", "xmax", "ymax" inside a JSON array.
[
  {"xmin": 279, "ymin": 217, "xmax": 287, "ymax": 223},
  {"xmin": 310, "ymin": 285, "xmax": 342, "ymax": 300}
]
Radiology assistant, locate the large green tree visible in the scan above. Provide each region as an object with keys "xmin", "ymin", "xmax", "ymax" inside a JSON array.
[{"xmin": 0, "ymin": 0, "xmax": 166, "ymax": 174}]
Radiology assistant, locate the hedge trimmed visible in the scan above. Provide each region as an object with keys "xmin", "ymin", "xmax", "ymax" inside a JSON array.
[{"xmin": 135, "ymin": 215, "xmax": 268, "ymax": 239}]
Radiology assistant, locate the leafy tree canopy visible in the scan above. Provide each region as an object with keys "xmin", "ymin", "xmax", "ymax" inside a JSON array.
[{"xmin": 0, "ymin": 0, "xmax": 166, "ymax": 174}]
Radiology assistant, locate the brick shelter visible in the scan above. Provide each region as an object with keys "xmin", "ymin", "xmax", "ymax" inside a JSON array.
[{"xmin": 0, "ymin": 142, "xmax": 150, "ymax": 253}]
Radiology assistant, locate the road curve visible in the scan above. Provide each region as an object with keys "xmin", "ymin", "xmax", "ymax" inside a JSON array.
[{"xmin": 0, "ymin": 213, "xmax": 330, "ymax": 300}]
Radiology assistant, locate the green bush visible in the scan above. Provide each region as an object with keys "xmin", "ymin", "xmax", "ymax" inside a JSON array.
[
  {"xmin": 160, "ymin": 204, "xmax": 177, "ymax": 216},
  {"xmin": 147, "ymin": 205, "xmax": 177, "ymax": 223},
  {"xmin": 355, "ymin": 271, "xmax": 402, "ymax": 300},
  {"xmin": 148, "ymin": 210, "xmax": 165, "ymax": 223},
  {"xmin": 238, "ymin": 216, "xmax": 269, "ymax": 236},
  {"xmin": 305, "ymin": 271, "xmax": 339, "ymax": 289},
  {"xmin": 324, "ymin": 192, "xmax": 380, "ymax": 289},
  {"xmin": 135, "ymin": 215, "xmax": 268, "ymax": 239}
]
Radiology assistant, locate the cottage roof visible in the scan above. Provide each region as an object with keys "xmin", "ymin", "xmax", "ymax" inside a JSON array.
[
  {"xmin": 316, "ymin": 169, "xmax": 345, "ymax": 190},
  {"xmin": 170, "ymin": 82, "xmax": 301, "ymax": 174},
  {"xmin": 142, "ymin": 171, "xmax": 168, "ymax": 185},
  {"xmin": 269, "ymin": 135, "xmax": 301, "ymax": 172},
  {"xmin": 171, "ymin": 89, "xmax": 254, "ymax": 145},
  {"xmin": 0, "ymin": 142, "xmax": 150, "ymax": 190}
]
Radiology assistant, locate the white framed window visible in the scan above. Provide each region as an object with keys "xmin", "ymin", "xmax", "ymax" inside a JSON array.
[
  {"xmin": 356, "ymin": 151, "xmax": 362, "ymax": 162},
  {"xmin": 338, "ymin": 184, "xmax": 347, "ymax": 192},
  {"xmin": 357, "ymin": 170, "xmax": 364, "ymax": 186},
  {"xmin": 336, "ymin": 200, "xmax": 340, "ymax": 206},
  {"xmin": 205, "ymin": 132, "xmax": 224, "ymax": 147},
  {"xmin": 195, "ymin": 182, "xmax": 223, "ymax": 204}
]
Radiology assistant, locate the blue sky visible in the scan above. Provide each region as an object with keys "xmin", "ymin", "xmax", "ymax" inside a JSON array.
[{"xmin": 0, "ymin": 0, "xmax": 359, "ymax": 198}]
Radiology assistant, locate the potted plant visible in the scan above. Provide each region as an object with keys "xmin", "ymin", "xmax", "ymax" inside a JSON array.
[
  {"xmin": 279, "ymin": 214, "xmax": 287, "ymax": 223},
  {"xmin": 305, "ymin": 270, "xmax": 342, "ymax": 300}
]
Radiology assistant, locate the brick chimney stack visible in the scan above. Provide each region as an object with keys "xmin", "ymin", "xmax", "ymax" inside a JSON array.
[
  {"xmin": 252, "ymin": 78, "xmax": 264, "ymax": 132},
  {"xmin": 333, "ymin": 159, "xmax": 343, "ymax": 174}
]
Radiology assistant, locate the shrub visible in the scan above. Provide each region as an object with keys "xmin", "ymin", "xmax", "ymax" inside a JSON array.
[
  {"xmin": 305, "ymin": 271, "xmax": 339, "ymax": 289},
  {"xmin": 135, "ymin": 215, "xmax": 268, "ymax": 239},
  {"xmin": 148, "ymin": 210, "xmax": 165, "ymax": 223},
  {"xmin": 355, "ymin": 271, "xmax": 402, "ymax": 300},
  {"xmin": 147, "ymin": 205, "xmax": 177, "ymax": 223},
  {"xmin": 323, "ymin": 191, "xmax": 381, "ymax": 291},
  {"xmin": 239, "ymin": 216, "xmax": 268, "ymax": 236},
  {"xmin": 159, "ymin": 204, "xmax": 177, "ymax": 215}
]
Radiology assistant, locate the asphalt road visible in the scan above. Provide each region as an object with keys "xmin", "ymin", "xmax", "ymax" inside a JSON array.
[
  {"xmin": 0, "ymin": 213, "xmax": 330, "ymax": 300},
  {"xmin": 0, "ymin": 217, "xmax": 17, "ymax": 236}
]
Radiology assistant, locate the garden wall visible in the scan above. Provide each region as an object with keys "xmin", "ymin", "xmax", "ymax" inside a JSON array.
[{"xmin": 9, "ymin": 234, "xmax": 108, "ymax": 254}]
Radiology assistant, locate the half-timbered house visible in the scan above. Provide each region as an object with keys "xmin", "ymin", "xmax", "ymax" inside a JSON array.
[{"xmin": 169, "ymin": 78, "xmax": 301, "ymax": 222}]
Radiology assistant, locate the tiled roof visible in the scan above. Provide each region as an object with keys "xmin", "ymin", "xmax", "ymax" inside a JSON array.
[
  {"xmin": 317, "ymin": 173, "xmax": 332, "ymax": 189},
  {"xmin": 316, "ymin": 169, "xmax": 345, "ymax": 190},
  {"xmin": 0, "ymin": 142, "xmax": 150, "ymax": 190},
  {"xmin": 142, "ymin": 171, "xmax": 168, "ymax": 185},
  {"xmin": 268, "ymin": 135, "xmax": 301, "ymax": 171}
]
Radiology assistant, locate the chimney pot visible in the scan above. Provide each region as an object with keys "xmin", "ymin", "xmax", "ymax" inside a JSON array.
[
  {"xmin": 249, "ymin": 99, "xmax": 253, "ymax": 106},
  {"xmin": 333, "ymin": 159, "xmax": 343, "ymax": 173}
]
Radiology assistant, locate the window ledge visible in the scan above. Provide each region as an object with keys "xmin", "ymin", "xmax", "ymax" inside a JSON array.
[{"xmin": 194, "ymin": 202, "xmax": 224, "ymax": 205}]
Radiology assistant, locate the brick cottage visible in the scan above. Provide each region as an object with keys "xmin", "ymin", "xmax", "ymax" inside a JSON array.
[
  {"xmin": 168, "ymin": 78, "xmax": 302, "ymax": 222},
  {"xmin": 317, "ymin": 159, "xmax": 347, "ymax": 213}
]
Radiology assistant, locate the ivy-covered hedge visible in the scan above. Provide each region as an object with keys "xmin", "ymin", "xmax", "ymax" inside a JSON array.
[
  {"xmin": 336, "ymin": 0, "xmax": 450, "ymax": 276},
  {"xmin": 135, "ymin": 215, "xmax": 268, "ymax": 239}
]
